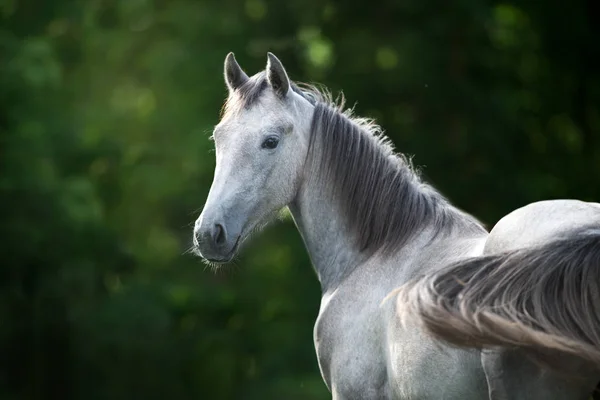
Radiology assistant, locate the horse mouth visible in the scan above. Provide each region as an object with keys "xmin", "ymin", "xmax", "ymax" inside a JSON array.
[{"xmin": 202, "ymin": 235, "xmax": 242, "ymax": 264}]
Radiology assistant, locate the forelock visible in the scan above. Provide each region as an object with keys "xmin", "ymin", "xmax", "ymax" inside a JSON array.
[
  {"xmin": 221, "ymin": 72, "xmax": 269, "ymax": 118},
  {"xmin": 221, "ymin": 71, "xmax": 321, "ymax": 120}
]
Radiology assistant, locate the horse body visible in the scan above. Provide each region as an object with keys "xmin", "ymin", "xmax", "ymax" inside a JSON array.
[
  {"xmin": 298, "ymin": 193, "xmax": 598, "ymax": 399},
  {"xmin": 193, "ymin": 52, "xmax": 600, "ymax": 399}
]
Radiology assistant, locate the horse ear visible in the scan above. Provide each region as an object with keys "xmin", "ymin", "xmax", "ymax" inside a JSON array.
[
  {"xmin": 266, "ymin": 52, "xmax": 290, "ymax": 98},
  {"xmin": 224, "ymin": 52, "xmax": 248, "ymax": 91}
]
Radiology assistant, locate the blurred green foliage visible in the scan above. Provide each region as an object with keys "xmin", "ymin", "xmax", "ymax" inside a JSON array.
[{"xmin": 1, "ymin": 0, "xmax": 599, "ymax": 398}]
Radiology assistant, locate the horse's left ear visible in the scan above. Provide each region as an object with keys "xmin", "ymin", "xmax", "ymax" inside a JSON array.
[{"xmin": 266, "ymin": 52, "xmax": 290, "ymax": 98}]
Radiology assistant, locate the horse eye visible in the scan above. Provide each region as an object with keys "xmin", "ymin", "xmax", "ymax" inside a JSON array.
[{"xmin": 261, "ymin": 137, "xmax": 279, "ymax": 150}]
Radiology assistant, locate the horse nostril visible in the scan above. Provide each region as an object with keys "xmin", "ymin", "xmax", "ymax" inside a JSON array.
[{"xmin": 213, "ymin": 223, "xmax": 226, "ymax": 246}]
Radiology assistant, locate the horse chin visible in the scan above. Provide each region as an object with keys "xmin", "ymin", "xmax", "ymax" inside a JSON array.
[{"xmin": 203, "ymin": 255, "xmax": 235, "ymax": 265}]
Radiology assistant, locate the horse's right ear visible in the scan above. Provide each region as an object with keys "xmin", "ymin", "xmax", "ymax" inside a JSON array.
[{"xmin": 224, "ymin": 52, "xmax": 249, "ymax": 91}]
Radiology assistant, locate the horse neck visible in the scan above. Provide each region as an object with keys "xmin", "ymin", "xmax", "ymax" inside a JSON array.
[
  {"xmin": 289, "ymin": 167, "xmax": 444, "ymax": 293},
  {"xmin": 288, "ymin": 103, "xmax": 486, "ymax": 293},
  {"xmin": 287, "ymin": 115, "xmax": 424, "ymax": 291},
  {"xmin": 288, "ymin": 182, "xmax": 367, "ymax": 293}
]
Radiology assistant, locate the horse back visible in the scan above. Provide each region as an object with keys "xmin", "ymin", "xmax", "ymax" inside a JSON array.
[{"xmin": 484, "ymin": 199, "xmax": 600, "ymax": 254}]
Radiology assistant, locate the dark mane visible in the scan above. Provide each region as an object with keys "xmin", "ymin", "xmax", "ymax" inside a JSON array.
[
  {"xmin": 307, "ymin": 101, "xmax": 485, "ymax": 255},
  {"xmin": 225, "ymin": 73, "xmax": 485, "ymax": 254}
]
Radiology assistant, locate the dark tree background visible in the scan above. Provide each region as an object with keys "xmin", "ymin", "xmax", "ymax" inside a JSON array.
[{"xmin": 1, "ymin": 0, "xmax": 599, "ymax": 398}]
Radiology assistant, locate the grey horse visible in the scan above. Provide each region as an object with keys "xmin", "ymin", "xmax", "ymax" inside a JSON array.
[{"xmin": 193, "ymin": 52, "xmax": 600, "ymax": 399}]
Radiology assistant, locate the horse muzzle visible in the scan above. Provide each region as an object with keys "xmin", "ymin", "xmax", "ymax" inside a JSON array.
[{"xmin": 193, "ymin": 216, "xmax": 241, "ymax": 263}]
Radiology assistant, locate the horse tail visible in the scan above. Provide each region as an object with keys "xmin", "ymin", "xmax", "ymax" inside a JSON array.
[{"xmin": 396, "ymin": 227, "xmax": 600, "ymax": 370}]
